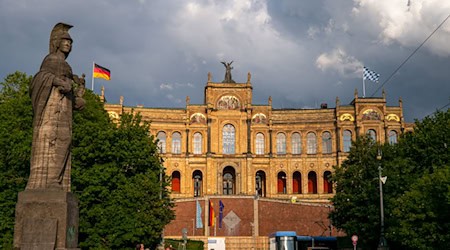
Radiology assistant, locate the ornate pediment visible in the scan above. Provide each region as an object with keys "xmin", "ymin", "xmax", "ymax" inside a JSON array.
[
  {"xmin": 108, "ymin": 111, "xmax": 119, "ymax": 120},
  {"xmin": 362, "ymin": 109, "xmax": 381, "ymax": 120},
  {"xmin": 252, "ymin": 113, "xmax": 267, "ymax": 124},
  {"xmin": 217, "ymin": 95, "xmax": 240, "ymax": 110},
  {"xmin": 386, "ymin": 114, "xmax": 400, "ymax": 122},
  {"xmin": 339, "ymin": 113, "xmax": 354, "ymax": 122},
  {"xmin": 190, "ymin": 113, "xmax": 206, "ymax": 124}
]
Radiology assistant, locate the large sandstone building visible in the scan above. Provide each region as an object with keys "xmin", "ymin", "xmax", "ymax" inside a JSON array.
[{"xmin": 103, "ymin": 69, "xmax": 412, "ymax": 246}]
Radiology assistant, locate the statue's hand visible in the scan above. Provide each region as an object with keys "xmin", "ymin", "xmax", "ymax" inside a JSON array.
[
  {"xmin": 74, "ymin": 74, "xmax": 86, "ymax": 86},
  {"xmin": 59, "ymin": 81, "xmax": 72, "ymax": 93},
  {"xmin": 53, "ymin": 77, "xmax": 72, "ymax": 93},
  {"xmin": 73, "ymin": 74, "xmax": 86, "ymax": 97}
]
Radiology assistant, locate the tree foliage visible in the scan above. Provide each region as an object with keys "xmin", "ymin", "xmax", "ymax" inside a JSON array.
[
  {"xmin": 329, "ymin": 136, "xmax": 381, "ymax": 248},
  {"xmin": 0, "ymin": 72, "xmax": 33, "ymax": 249},
  {"xmin": 0, "ymin": 72, "xmax": 174, "ymax": 249},
  {"xmin": 387, "ymin": 110, "xmax": 450, "ymax": 250},
  {"xmin": 331, "ymin": 109, "xmax": 450, "ymax": 249},
  {"xmin": 391, "ymin": 167, "xmax": 450, "ymax": 249},
  {"xmin": 72, "ymin": 100, "xmax": 174, "ymax": 249}
]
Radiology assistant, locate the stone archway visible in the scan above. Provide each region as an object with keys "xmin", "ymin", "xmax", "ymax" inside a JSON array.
[{"xmin": 222, "ymin": 166, "xmax": 236, "ymax": 195}]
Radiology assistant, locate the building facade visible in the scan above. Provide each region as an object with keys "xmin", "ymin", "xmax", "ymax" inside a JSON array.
[{"xmin": 103, "ymin": 71, "xmax": 412, "ymax": 203}]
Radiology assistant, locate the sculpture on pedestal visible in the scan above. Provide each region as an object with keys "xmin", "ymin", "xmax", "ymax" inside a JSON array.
[
  {"xmin": 221, "ymin": 61, "xmax": 236, "ymax": 83},
  {"xmin": 14, "ymin": 22, "xmax": 84, "ymax": 250},
  {"xmin": 26, "ymin": 22, "xmax": 85, "ymax": 191}
]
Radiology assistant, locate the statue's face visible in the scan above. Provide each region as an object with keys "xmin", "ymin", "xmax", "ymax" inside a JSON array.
[{"xmin": 58, "ymin": 38, "xmax": 72, "ymax": 54}]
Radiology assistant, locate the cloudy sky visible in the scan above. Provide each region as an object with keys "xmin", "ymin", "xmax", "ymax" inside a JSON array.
[{"xmin": 1, "ymin": 0, "xmax": 449, "ymax": 122}]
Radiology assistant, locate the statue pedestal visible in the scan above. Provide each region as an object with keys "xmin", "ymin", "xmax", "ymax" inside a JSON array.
[{"xmin": 14, "ymin": 190, "xmax": 80, "ymax": 250}]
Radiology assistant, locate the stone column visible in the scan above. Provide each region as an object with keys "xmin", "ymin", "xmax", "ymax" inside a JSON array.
[{"xmin": 185, "ymin": 129, "xmax": 190, "ymax": 156}]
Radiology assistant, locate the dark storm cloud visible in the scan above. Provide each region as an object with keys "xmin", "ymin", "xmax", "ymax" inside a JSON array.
[{"xmin": 1, "ymin": 0, "xmax": 449, "ymax": 122}]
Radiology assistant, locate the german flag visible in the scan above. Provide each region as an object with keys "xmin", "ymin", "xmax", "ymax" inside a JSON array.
[
  {"xmin": 93, "ymin": 63, "xmax": 111, "ymax": 80},
  {"xmin": 208, "ymin": 200, "xmax": 215, "ymax": 227}
]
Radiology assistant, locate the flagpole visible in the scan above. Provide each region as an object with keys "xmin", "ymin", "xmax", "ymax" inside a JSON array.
[
  {"xmin": 363, "ymin": 78, "xmax": 366, "ymax": 98},
  {"xmin": 362, "ymin": 67, "xmax": 366, "ymax": 98},
  {"xmin": 205, "ymin": 197, "xmax": 209, "ymax": 237},
  {"xmin": 214, "ymin": 216, "xmax": 217, "ymax": 236},
  {"xmin": 91, "ymin": 61, "xmax": 95, "ymax": 91}
]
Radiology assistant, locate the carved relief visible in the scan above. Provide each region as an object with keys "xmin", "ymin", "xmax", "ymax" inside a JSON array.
[
  {"xmin": 108, "ymin": 111, "xmax": 119, "ymax": 120},
  {"xmin": 386, "ymin": 114, "xmax": 400, "ymax": 122},
  {"xmin": 217, "ymin": 95, "xmax": 240, "ymax": 110},
  {"xmin": 339, "ymin": 113, "xmax": 354, "ymax": 121},
  {"xmin": 252, "ymin": 113, "xmax": 267, "ymax": 124},
  {"xmin": 190, "ymin": 113, "xmax": 206, "ymax": 124},
  {"xmin": 362, "ymin": 109, "xmax": 381, "ymax": 120}
]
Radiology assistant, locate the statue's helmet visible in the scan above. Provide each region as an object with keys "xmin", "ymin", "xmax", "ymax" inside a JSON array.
[{"xmin": 49, "ymin": 22, "xmax": 73, "ymax": 54}]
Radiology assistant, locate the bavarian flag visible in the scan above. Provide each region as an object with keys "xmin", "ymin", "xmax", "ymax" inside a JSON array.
[{"xmin": 93, "ymin": 63, "xmax": 111, "ymax": 80}]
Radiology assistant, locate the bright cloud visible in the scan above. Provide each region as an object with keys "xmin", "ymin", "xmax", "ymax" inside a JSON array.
[
  {"xmin": 316, "ymin": 48, "xmax": 363, "ymax": 78},
  {"xmin": 168, "ymin": 0, "xmax": 300, "ymax": 66},
  {"xmin": 353, "ymin": 0, "xmax": 450, "ymax": 56}
]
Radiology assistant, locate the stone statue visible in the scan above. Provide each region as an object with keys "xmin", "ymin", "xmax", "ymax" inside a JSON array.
[
  {"xmin": 221, "ymin": 61, "xmax": 235, "ymax": 83},
  {"xmin": 26, "ymin": 22, "xmax": 85, "ymax": 191}
]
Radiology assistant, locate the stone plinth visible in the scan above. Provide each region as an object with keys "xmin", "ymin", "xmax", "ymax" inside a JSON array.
[{"xmin": 14, "ymin": 190, "xmax": 80, "ymax": 250}]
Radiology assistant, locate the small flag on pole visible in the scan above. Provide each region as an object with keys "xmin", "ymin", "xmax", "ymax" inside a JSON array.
[
  {"xmin": 208, "ymin": 200, "xmax": 215, "ymax": 227},
  {"xmin": 218, "ymin": 200, "xmax": 224, "ymax": 229},
  {"xmin": 93, "ymin": 63, "xmax": 111, "ymax": 80},
  {"xmin": 196, "ymin": 200, "xmax": 203, "ymax": 229},
  {"xmin": 363, "ymin": 66, "xmax": 380, "ymax": 83}
]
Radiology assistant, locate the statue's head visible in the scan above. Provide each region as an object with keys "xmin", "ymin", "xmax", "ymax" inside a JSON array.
[{"xmin": 49, "ymin": 22, "xmax": 73, "ymax": 55}]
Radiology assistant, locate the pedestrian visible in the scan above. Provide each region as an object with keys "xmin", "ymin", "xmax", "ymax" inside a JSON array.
[{"xmin": 136, "ymin": 243, "xmax": 144, "ymax": 250}]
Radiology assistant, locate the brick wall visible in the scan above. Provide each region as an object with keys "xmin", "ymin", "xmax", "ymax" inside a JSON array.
[{"xmin": 164, "ymin": 196, "xmax": 343, "ymax": 238}]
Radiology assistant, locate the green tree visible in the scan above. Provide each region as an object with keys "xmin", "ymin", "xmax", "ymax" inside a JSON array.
[
  {"xmin": 0, "ymin": 72, "xmax": 33, "ymax": 249},
  {"xmin": 0, "ymin": 71, "xmax": 174, "ymax": 249},
  {"xmin": 329, "ymin": 136, "xmax": 381, "ymax": 248},
  {"xmin": 391, "ymin": 167, "xmax": 450, "ymax": 250},
  {"xmin": 387, "ymin": 109, "xmax": 450, "ymax": 249},
  {"xmin": 331, "ymin": 108, "xmax": 450, "ymax": 249},
  {"xmin": 72, "ymin": 102, "xmax": 174, "ymax": 249}
]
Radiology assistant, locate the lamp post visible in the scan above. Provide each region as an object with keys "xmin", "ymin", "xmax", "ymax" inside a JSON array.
[{"xmin": 377, "ymin": 150, "xmax": 388, "ymax": 249}]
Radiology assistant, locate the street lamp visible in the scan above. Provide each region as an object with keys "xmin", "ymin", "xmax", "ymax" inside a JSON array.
[{"xmin": 377, "ymin": 150, "xmax": 388, "ymax": 249}]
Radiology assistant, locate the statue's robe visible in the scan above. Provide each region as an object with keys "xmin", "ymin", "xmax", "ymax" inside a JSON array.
[{"xmin": 27, "ymin": 53, "xmax": 82, "ymax": 191}]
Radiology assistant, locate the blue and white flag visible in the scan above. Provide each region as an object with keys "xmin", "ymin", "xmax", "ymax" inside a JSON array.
[
  {"xmin": 363, "ymin": 66, "xmax": 380, "ymax": 83},
  {"xmin": 196, "ymin": 199, "xmax": 203, "ymax": 228}
]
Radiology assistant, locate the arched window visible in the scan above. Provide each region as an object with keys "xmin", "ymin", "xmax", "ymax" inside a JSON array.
[
  {"xmin": 193, "ymin": 170, "xmax": 203, "ymax": 197},
  {"xmin": 308, "ymin": 172, "xmax": 317, "ymax": 194},
  {"xmin": 291, "ymin": 133, "xmax": 301, "ymax": 155},
  {"xmin": 307, "ymin": 132, "xmax": 317, "ymax": 154},
  {"xmin": 367, "ymin": 129, "xmax": 377, "ymax": 142},
  {"xmin": 223, "ymin": 166, "xmax": 236, "ymax": 195},
  {"xmin": 322, "ymin": 132, "xmax": 332, "ymax": 154},
  {"xmin": 171, "ymin": 171, "xmax": 181, "ymax": 193},
  {"xmin": 323, "ymin": 171, "xmax": 333, "ymax": 194},
  {"xmin": 255, "ymin": 171, "xmax": 266, "ymax": 197},
  {"xmin": 157, "ymin": 131, "xmax": 166, "ymax": 153},
  {"xmin": 277, "ymin": 133, "xmax": 286, "ymax": 155},
  {"xmin": 343, "ymin": 130, "xmax": 352, "ymax": 152},
  {"xmin": 293, "ymin": 171, "xmax": 302, "ymax": 194},
  {"xmin": 172, "ymin": 132, "xmax": 181, "ymax": 154},
  {"xmin": 277, "ymin": 172, "xmax": 287, "ymax": 194},
  {"xmin": 255, "ymin": 133, "xmax": 265, "ymax": 155},
  {"xmin": 193, "ymin": 132, "xmax": 202, "ymax": 154},
  {"xmin": 223, "ymin": 124, "xmax": 235, "ymax": 154},
  {"xmin": 389, "ymin": 130, "xmax": 398, "ymax": 145}
]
